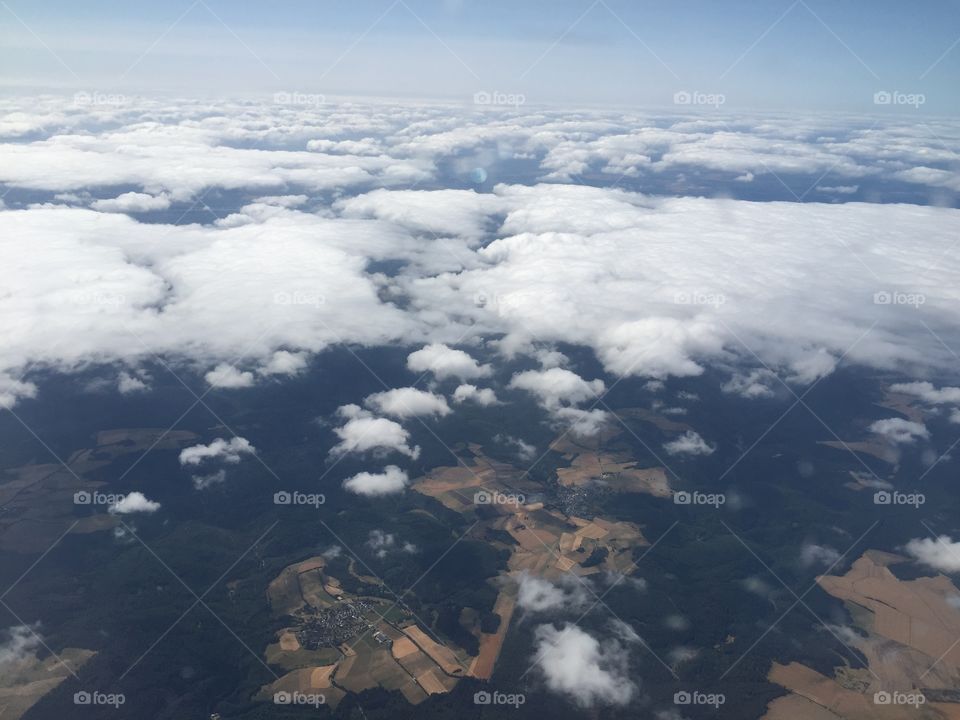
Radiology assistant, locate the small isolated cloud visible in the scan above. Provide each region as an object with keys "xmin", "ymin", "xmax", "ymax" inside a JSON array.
[
  {"xmin": 663, "ymin": 430, "xmax": 715, "ymax": 456},
  {"xmin": 204, "ymin": 363, "xmax": 255, "ymax": 388},
  {"xmin": 330, "ymin": 405, "xmax": 420, "ymax": 459},
  {"xmin": 496, "ymin": 434, "xmax": 537, "ymax": 461},
  {"xmin": 0, "ymin": 624, "xmax": 41, "ymax": 669},
  {"xmin": 905, "ymin": 535, "xmax": 960, "ymax": 573},
  {"xmin": 179, "ymin": 436, "xmax": 256, "ymax": 465},
  {"xmin": 509, "ymin": 368, "xmax": 604, "ymax": 409},
  {"xmin": 343, "ymin": 465, "xmax": 409, "ymax": 496},
  {"xmin": 406, "ymin": 343, "xmax": 491, "ymax": 381},
  {"xmin": 364, "ymin": 387, "xmax": 451, "ymax": 418},
  {"xmin": 366, "ymin": 529, "xmax": 417, "ymax": 558},
  {"xmin": 109, "ymin": 491, "xmax": 161, "ymax": 514},
  {"xmin": 722, "ymin": 369, "xmax": 778, "ymax": 399},
  {"xmin": 890, "ymin": 381, "xmax": 960, "ymax": 405},
  {"xmin": 192, "ymin": 469, "xmax": 227, "ymax": 490},
  {"xmin": 517, "ymin": 572, "xmax": 591, "ymax": 613},
  {"xmin": 91, "ymin": 191, "xmax": 171, "ymax": 213},
  {"xmin": 800, "ymin": 543, "xmax": 841, "ymax": 567},
  {"xmin": 117, "ymin": 371, "xmax": 149, "ymax": 394},
  {"xmin": 869, "ymin": 417, "xmax": 929, "ymax": 444},
  {"xmin": 452, "ymin": 383, "xmax": 499, "ymax": 406},
  {"xmin": 532, "ymin": 623, "xmax": 636, "ymax": 707},
  {"xmin": 258, "ymin": 350, "xmax": 308, "ymax": 376}
]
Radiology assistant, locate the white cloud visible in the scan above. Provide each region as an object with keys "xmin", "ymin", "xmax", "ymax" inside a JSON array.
[
  {"xmin": 869, "ymin": 418, "xmax": 929, "ymax": 444},
  {"xmin": 330, "ymin": 405, "xmax": 420, "ymax": 459},
  {"xmin": 517, "ymin": 572, "xmax": 591, "ymax": 613},
  {"xmin": 192, "ymin": 469, "xmax": 227, "ymax": 490},
  {"xmin": 179, "ymin": 436, "xmax": 256, "ymax": 465},
  {"xmin": 452, "ymin": 383, "xmax": 499, "ymax": 406},
  {"xmin": 364, "ymin": 387, "xmax": 450, "ymax": 418},
  {"xmin": 722, "ymin": 369, "xmax": 778, "ymax": 399},
  {"xmin": 258, "ymin": 350, "xmax": 308, "ymax": 376},
  {"xmin": 109, "ymin": 491, "xmax": 161, "ymax": 514},
  {"xmin": 799, "ymin": 543, "xmax": 841, "ymax": 567},
  {"xmin": 406, "ymin": 344, "xmax": 491, "ymax": 381},
  {"xmin": 343, "ymin": 465, "xmax": 409, "ymax": 496},
  {"xmin": 366, "ymin": 529, "xmax": 417, "ymax": 558},
  {"xmin": 905, "ymin": 536, "xmax": 960, "ymax": 573},
  {"xmin": 496, "ymin": 434, "xmax": 537, "ymax": 461},
  {"xmin": 205, "ymin": 363, "xmax": 255, "ymax": 388},
  {"xmin": 91, "ymin": 192, "xmax": 171, "ymax": 213},
  {"xmin": 532, "ymin": 623, "xmax": 636, "ymax": 707},
  {"xmin": 0, "ymin": 624, "xmax": 41, "ymax": 669},
  {"xmin": 663, "ymin": 430, "xmax": 715, "ymax": 456},
  {"xmin": 117, "ymin": 371, "xmax": 149, "ymax": 394},
  {"xmin": 508, "ymin": 368, "xmax": 604, "ymax": 409},
  {"xmin": 890, "ymin": 381, "xmax": 960, "ymax": 405}
]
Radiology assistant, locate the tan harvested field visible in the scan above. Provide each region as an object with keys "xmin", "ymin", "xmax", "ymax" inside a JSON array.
[
  {"xmin": 391, "ymin": 636, "xmax": 419, "ymax": 659},
  {"xmin": 403, "ymin": 625, "xmax": 466, "ymax": 675},
  {"xmin": 0, "ymin": 646, "xmax": 95, "ymax": 720},
  {"xmin": 416, "ymin": 669, "xmax": 446, "ymax": 695},
  {"xmin": 469, "ymin": 591, "xmax": 516, "ymax": 680},
  {"xmin": 764, "ymin": 551, "xmax": 960, "ymax": 719}
]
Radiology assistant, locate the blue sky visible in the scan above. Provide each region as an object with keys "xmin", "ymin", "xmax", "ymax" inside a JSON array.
[{"xmin": 1, "ymin": 0, "xmax": 958, "ymax": 112}]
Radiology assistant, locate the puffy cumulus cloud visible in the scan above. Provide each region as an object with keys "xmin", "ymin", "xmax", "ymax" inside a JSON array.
[
  {"xmin": 663, "ymin": 430, "xmax": 715, "ymax": 456},
  {"xmin": 517, "ymin": 572, "xmax": 591, "ymax": 613},
  {"xmin": 117, "ymin": 371, "xmax": 149, "ymax": 394},
  {"xmin": 406, "ymin": 344, "xmax": 491, "ymax": 381},
  {"xmin": 496, "ymin": 434, "xmax": 537, "ymax": 461},
  {"xmin": 0, "ymin": 624, "xmax": 41, "ymax": 669},
  {"xmin": 343, "ymin": 465, "xmax": 409, "ymax": 496},
  {"xmin": 258, "ymin": 350, "xmax": 308, "ymax": 376},
  {"xmin": 722, "ymin": 369, "xmax": 779, "ymax": 399},
  {"xmin": 532, "ymin": 623, "xmax": 636, "ymax": 707},
  {"xmin": 91, "ymin": 192, "xmax": 171, "ymax": 213},
  {"xmin": 109, "ymin": 491, "xmax": 161, "ymax": 514},
  {"xmin": 205, "ymin": 363, "xmax": 254, "ymax": 388},
  {"xmin": 330, "ymin": 405, "xmax": 420, "ymax": 459},
  {"xmin": 869, "ymin": 418, "xmax": 929, "ymax": 444},
  {"xmin": 890, "ymin": 381, "xmax": 960, "ymax": 405},
  {"xmin": 180, "ymin": 437, "xmax": 256, "ymax": 466},
  {"xmin": 364, "ymin": 387, "xmax": 450, "ymax": 418},
  {"xmin": 799, "ymin": 543, "xmax": 841, "ymax": 567},
  {"xmin": 904, "ymin": 536, "xmax": 960, "ymax": 573},
  {"xmin": 452, "ymin": 384, "xmax": 499, "ymax": 406},
  {"xmin": 508, "ymin": 368, "xmax": 604, "ymax": 409},
  {"xmin": 366, "ymin": 529, "xmax": 417, "ymax": 558},
  {"xmin": 192, "ymin": 469, "xmax": 227, "ymax": 490}
]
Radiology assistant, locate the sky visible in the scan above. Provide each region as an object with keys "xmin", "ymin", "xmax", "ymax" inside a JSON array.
[{"xmin": 1, "ymin": 0, "xmax": 959, "ymax": 112}]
